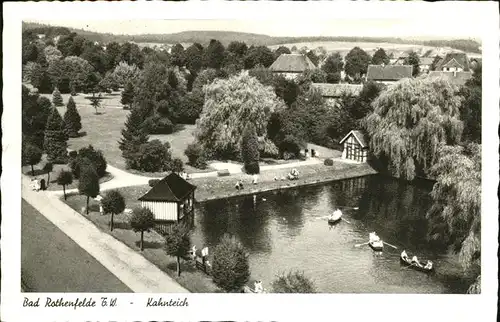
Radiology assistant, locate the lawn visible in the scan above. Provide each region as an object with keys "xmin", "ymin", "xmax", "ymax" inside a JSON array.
[
  {"xmin": 21, "ymin": 154, "xmax": 113, "ymax": 191},
  {"xmin": 38, "ymin": 90, "xmax": 202, "ymax": 174},
  {"xmin": 62, "ymin": 192, "xmax": 220, "ymax": 293}
]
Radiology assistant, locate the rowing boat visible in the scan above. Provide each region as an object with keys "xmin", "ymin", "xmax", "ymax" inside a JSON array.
[
  {"xmin": 369, "ymin": 240, "xmax": 384, "ymax": 251},
  {"xmin": 400, "ymin": 254, "xmax": 434, "ymax": 273},
  {"xmin": 328, "ymin": 209, "xmax": 343, "ymax": 225}
]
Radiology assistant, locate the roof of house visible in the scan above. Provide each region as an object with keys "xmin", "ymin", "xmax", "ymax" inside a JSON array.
[
  {"xmin": 339, "ymin": 130, "xmax": 368, "ymax": 148},
  {"xmin": 269, "ymin": 54, "xmax": 317, "ymax": 73},
  {"xmin": 366, "ymin": 65, "xmax": 413, "ymax": 81},
  {"xmin": 138, "ymin": 173, "xmax": 196, "ymax": 202},
  {"xmin": 427, "ymin": 71, "xmax": 473, "ymax": 86},
  {"xmin": 435, "ymin": 52, "xmax": 470, "ymax": 71},
  {"xmin": 310, "ymin": 83, "xmax": 363, "ymax": 98},
  {"xmin": 419, "ymin": 57, "xmax": 435, "ymax": 65}
]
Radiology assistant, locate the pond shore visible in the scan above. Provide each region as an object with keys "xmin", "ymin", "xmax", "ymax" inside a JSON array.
[{"xmin": 192, "ymin": 161, "xmax": 378, "ymax": 203}]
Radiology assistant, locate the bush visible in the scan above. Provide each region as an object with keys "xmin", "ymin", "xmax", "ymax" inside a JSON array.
[
  {"xmin": 259, "ymin": 139, "xmax": 279, "ymax": 158},
  {"xmin": 184, "ymin": 142, "xmax": 207, "ymax": 169},
  {"xmin": 271, "ymin": 270, "xmax": 316, "ymax": 293},
  {"xmin": 52, "ymin": 88, "xmax": 64, "ymax": 106},
  {"xmin": 73, "ymin": 145, "xmax": 107, "ymax": 178},
  {"xmin": 148, "ymin": 179, "xmax": 160, "ymax": 187},
  {"xmin": 241, "ymin": 124, "xmax": 260, "ymax": 167},
  {"xmin": 172, "ymin": 158, "xmax": 184, "ymax": 173},
  {"xmin": 143, "ymin": 115, "xmax": 174, "ymax": 134},
  {"xmin": 211, "ymin": 234, "xmax": 250, "ymax": 292},
  {"xmin": 244, "ymin": 161, "xmax": 260, "ymax": 175},
  {"xmin": 279, "ymin": 135, "xmax": 303, "ymax": 158},
  {"xmin": 176, "ymin": 92, "xmax": 204, "ymax": 124},
  {"xmin": 136, "ymin": 140, "xmax": 172, "ymax": 172},
  {"xmin": 68, "ymin": 150, "xmax": 78, "ymax": 159},
  {"xmin": 324, "ymin": 158, "xmax": 334, "ymax": 166}
]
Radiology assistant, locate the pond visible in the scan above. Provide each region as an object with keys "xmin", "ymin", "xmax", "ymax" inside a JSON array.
[{"xmin": 191, "ymin": 175, "xmax": 475, "ymax": 293}]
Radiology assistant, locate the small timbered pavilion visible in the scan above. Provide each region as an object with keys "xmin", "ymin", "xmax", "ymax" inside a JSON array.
[
  {"xmin": 340, "ymin": 130, "xmax": 369, "ymax": 163},
  {"xmin": 138, "ymin": 173, "xmax": 196, "ymax": 231}
]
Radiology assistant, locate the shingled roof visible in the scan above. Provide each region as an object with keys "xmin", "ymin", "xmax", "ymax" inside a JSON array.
[
  {"xmin": 340, "ymin": 130, "xmax": 368, "ymax": 148},
  {"xmin": 435, "ymin": 52, "xmax": 470, "ymax": 71},
  {"xmin": 419, "ymin": 57, "xmax": 435, "ymax": 66},
  {"xmin": 366, "ymin": 65, "xmax": 413, "ymax": 81},
  {"xmin": 269, "ymin": 54, "xmax": 317, "ymax": 73},
  {"xmin": 138, "ymin": 173, "xmax": 196, "ymax": 202},
  {"xmin": 311, "ymin": 83, "xmax": 363, "ymax": 98},
  {"xmin": 427, "ymin": 71, "xmax": 473, "ymax": 86}
]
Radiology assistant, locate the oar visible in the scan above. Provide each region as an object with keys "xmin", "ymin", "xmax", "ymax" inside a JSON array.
[
  {"xmin": 402, "ymin": 263, "xmax": 417, "ymax": 270},
  {"xmin": 382, "ymin": 241, "xmax": 398, "ymax": 249},
  {"xmin": 355, "ymin": 242, "xmax": 369, "ymax": 247},
  {"xmin": 341, "ymin": 218, "xmax": 351, "ymax": 224},
  {"xmin": 336, "ymin": 206, "xmax": 359, "ymax": 210}
]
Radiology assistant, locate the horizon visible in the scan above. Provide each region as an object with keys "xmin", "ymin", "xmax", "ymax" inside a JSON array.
[{"xmin": 25, "ymin": 20, "xmax": 481, "ymax": 41}]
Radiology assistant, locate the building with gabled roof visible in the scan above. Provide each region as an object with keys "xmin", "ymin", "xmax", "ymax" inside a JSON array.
[
  {"xmin": 269, "ymin": 54, "xmax": 317, "ymax": 80},
  {"xmin": 419, "ymin": 57, "xmax": 435, "ymax": 74},
  {"xmin": 340, "ymin": 130, "xmax": 369, "ymax": 163},
  {"xmin": 435, "ymin": 52, "xmax": 470, "ymax": 72},
  {"xmin": 366, "ymin": 65, "xmax": 413, "ymax": 84},
  {"xmin": 138, "ymin": 173, "xmax": 196, "ymax": 228},
  {"xmin": 311, "ymin": 83, "xmax": 363, "ymax": 99}
]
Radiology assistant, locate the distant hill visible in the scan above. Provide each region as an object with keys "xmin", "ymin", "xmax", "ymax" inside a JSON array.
[{"xmin": 22, "ymin": 21, "xmax": 481, "ymax": 53}]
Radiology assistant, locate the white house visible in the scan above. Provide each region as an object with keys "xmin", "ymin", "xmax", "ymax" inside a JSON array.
[
  {"xmin": 340, "ymin": 130, "xmax": 369, "ymax": 163},
  {"xmin": 138, "ymin": 173, "xmax": 196, "ymax": 227},
  {"xmin": 434, "ymin": 52, "xmax": 470, "ymax": 72}
]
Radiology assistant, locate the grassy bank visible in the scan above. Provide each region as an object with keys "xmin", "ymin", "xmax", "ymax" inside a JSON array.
[{"xmin": 61, "ymin": 192, "xmax": 220, "ymax": 293}]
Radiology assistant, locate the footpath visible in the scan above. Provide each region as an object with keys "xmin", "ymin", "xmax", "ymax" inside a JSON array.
[{"xmin": 22, "ymin": 174, "xmax": 189, "ymax": 293}]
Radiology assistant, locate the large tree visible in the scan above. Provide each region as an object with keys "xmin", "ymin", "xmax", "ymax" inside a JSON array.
[
  {"xmin": 241, "ymin": 124, "xmax": 260, "ymax": 174},
  {"xmin": 44, "ymin": 107, "xmax": 68, "ymax": 163},
  {"xmin": 119, "ymin": 107, "xmax": 150, "ymax": 169},
  {"xmin": 273, "ymin": 46, "xmax": 291, "ymax": 60},
  {"xmin": 78, "ymin": 164, "xmax": 100, "ymax": 215},
  {"xmin": 196, "ymin": 71, "xmax": 285, "ymax": 160},
  {"xmin": 185, "ymin": 43, "xmax": 204, "ymax": 74},
  {"xmin": 170, "ymin": 43, "xmax": 186, "ymax": 67},
  {"xmin": 321, "ymin": 52, "xmax": 344, "ymax": 84},
  {"xmin": 404, "ymin": 51, "xmax": 421, "ymax": 76},
  {"xmin": 426, "ymin": 143, "xmax": 481, "ymax": 292},
  {"xmin": 344, "ymin": 47, "xmax": 371, "ymax": 80},
  {"xmin": 102, "ymin": 190, "xmax": 126, "ymax": 231},
  {"xmin": 121, "ymin": 81, "xmax": 135, "ymax": 108},
  {"xmin": 164, "ymin": 223, "xmax": 191, "ymax": 277},
  {"xmin": 22, "ymin": 142, "xmax": 42, "ymax": 176},
  {"xmin": 56, "ymin": 170, "xmax": 73, "ymax": 200},
  {"xmin": 244, "ymin": 45, "xmax": 275, "ymax": 69},
  {"xmin": 204, "ymin": 39, "xmax": 225, "ymax": 69},
  {"xmin": 22, "ymin": 85, "xmax": 51, "ymax": 149},
  {"xmin": 364, "ymin": 77, "xmax": 463, "ymax": 180},
  {"xmin": 130, "ymin": 207, "xmax": 156, "ymax": 251},
  {"xmin": 111, "ymin": 61, "xmax": 141, "ymax": 87},
  {"xmin": 63, "ymin": 96, "xmax": 82, "ymax": 137},
  {"xmin": 371, "ymin": 48, "xmax": 390, "ymax": 65},
  {"xmin": 459, "ymin": 62, "xmax": 481, "ymax": 143},
  {"xmin": 211, "ymin": 234, "xmax": 250, "ymax": 292}
]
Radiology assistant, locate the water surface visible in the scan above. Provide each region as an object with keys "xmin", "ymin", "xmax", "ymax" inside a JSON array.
[{"xmin": 191, "ymin": 175, "xmax": 474, "ymax": 293}]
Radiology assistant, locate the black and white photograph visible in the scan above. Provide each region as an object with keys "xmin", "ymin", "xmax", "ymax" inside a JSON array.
[{"xmin": 2, "ymin": 1, "xmax": 498, "ymax": 322}]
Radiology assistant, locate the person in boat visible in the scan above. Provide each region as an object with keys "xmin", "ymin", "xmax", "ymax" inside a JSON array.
[
  {"xmin": 401, "ymin": 250, "xmax": 409, "ymax": 260},
  {"xmin": 369, "ymin": 232, "xmax": 380, "ymax": 243},
  {"xmin": 411, "ymin": 256, "xmax": 421, "ymax": 266}
]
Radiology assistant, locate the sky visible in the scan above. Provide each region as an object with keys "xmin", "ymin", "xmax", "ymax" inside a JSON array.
[{"xmin": 29, "ymin": 19, "xmax": 482, "ymax": 40}]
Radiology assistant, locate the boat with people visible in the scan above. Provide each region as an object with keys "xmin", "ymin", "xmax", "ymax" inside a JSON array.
[
  {"xmin": 328, "ymin": 209, "xmax": 343, "ymax": 225},
  {"xmin": 368, "ymin": 232, "xmax": 384, "ymax": 251},
  {"xmin": 400, "ymin": 250, "xmax": 434, "ymax": 273}
]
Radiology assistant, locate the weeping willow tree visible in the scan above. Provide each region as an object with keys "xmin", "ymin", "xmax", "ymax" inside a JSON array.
[
  {"xmin": 196, "ymin": 70, "xmax": 286, "ymax": 160},
  {"xmin": 364, "ymin": 77, "xmax": 464, "ymax": 180},
  {"xmin": 426, "ymin": 143, "xmax": 481, "ymax": 293}
]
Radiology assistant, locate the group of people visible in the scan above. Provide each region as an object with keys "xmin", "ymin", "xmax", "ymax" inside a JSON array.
[
  {"xmin": 29, "ymin": 178, "xmax": 46, "ymax": 191},
  {"xmin": 401, "ymin": 250, "xmax": 433, "ymax": 269},
  {"xmin": 235, "ymin": 175, "xmax": 259, "ymax": 190},
  {"xmin": 304, "ymin": 149, "xmax": 319, "ymax": 159},
  {"xmin": 179, "ymin": 171, "xmax": 190, "ymax": 180}
]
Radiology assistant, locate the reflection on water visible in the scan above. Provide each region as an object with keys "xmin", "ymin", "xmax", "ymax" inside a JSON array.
[{"xmin": 191, "ymin": 175, "xmax": 474, "ymax": 293}]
